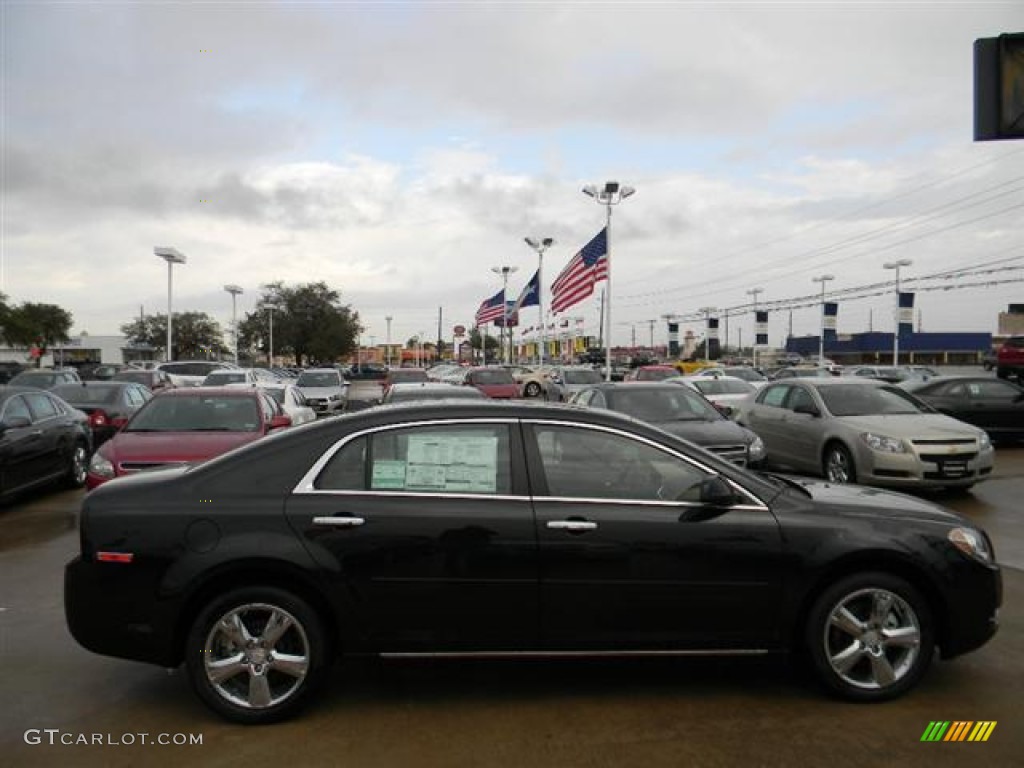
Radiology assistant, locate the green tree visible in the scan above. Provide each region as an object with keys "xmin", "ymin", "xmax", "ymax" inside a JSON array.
[
  {"xmin": 237, "ymin": 281, "xmax": 361, "ymax": 367},
  {"xmin": 1, "ymin": 301, "xmax": 74, "ymax": 365},
  {"xmin": 120, "ymin": 312, "xmax": 228, "ymax": 360}
]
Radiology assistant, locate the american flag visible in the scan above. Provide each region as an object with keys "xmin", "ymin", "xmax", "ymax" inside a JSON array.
[
  {"xmin": 475, "ymin": 289, "xmax": 506, "ymax": 325},
  {"xmin": 550, "ymin": 228, "xmax": 607, "ymax": 314}
]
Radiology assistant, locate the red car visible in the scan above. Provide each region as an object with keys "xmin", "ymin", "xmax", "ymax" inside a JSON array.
[
  {"xmin": 997, "ymin": 336, "xmax": 1024, "ymax": 382},
  {"xmin": 86, "ymin": 387, "xmax": 291, "ymax": 489},
  {"xmin": 461, "ymin": 367, "xmax": 519, "ymax": 399}
]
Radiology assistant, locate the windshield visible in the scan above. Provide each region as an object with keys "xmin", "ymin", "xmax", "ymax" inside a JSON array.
[
  {"xmin": 297, "ymin": 372, "xmax": 341, "ymax": 388},
  {"xmin": 127, "ymin": 395, "xmax": 261, "ymax": 432},
  {"xmin": 819, "ymin": 385, "xmax": 926, "ymax": 417},
  {"xmin": 611, "ymin": 388, "xmax": 721, "ymax": 422},
  {"xmin": 562, "ymin": 369, "xmax": 602, "ymax": 385},
  {"xmin": 263, "ymin": 388, "xmax": 286, "ymax": 404}
]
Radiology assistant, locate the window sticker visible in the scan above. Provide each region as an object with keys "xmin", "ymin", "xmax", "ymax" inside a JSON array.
[
  {"xmin": 404, "ymin": 433, "xmax": 499, "ymax": 493},
  {"xmin": 371, "ymin": 460, "xmax": 407, "ymax": 489}
]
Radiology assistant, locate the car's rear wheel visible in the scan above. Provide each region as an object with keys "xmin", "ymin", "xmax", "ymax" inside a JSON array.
[
  {"xmin": 524, "ymin": 381, "xmax": 542, "ymax": 398},
  {"xmin": 185, "ymin": 587, "xmax": 329, "ymax": 724},
  {"xmin": 806, "ymin": 572, "xmax": 934, "ymax": 701},
  {"xmin": 64, "ymin": 442, "xmax": 88, "ymax": 488},
  {"xmin": 823, "ymin": 443, "xmax": 856, "ymax": 484}
]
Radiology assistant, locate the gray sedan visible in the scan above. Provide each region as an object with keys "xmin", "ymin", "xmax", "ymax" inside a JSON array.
[{"xmin": 733, "ymin": 378, "xmax": 994, "ymax": 490}]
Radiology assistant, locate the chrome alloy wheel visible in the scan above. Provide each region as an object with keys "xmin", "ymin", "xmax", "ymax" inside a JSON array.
[
  {"xmin": 822, "ymin": 587, "xmax": 921, "ymax": 691},
  {"xmin": 68, "ymin": 443, "xmax": 88, "ymax": 487},
  {"xmin": 824, "ymin": 445, "xmax": 855, "ymax": 484},
  {"xmin": 203, "ymin": 603, "xmax": 310, "ymax": 710}
]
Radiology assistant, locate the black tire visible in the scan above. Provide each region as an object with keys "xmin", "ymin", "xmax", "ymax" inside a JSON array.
[
  {"xmin": 185, "ymin": 586, "xmax": 330, "ymax": 724},
  {"xmin": 805, "ymin": 572, "xmax": 934, "ymax": 702},
  {"xmin": 996, "ymin": 367, "xmax": 1008, "ymax": 380},
  {"xmin": 823, "ymin": 442, "xmax": 856, "ymax": 484},
  {"xmin": 64, "ymin": 441, "xmax": 88, "ymax": 489},
  {"xmin": 524, "ymin": 381, "xmax": 542, "ymax": 398}
]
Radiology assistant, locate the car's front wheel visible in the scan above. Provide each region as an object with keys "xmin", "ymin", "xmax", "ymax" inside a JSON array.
[
  {"xmin": 64, "ymin": 441, "xmax": 88, "ymax": 488},
  {"xmin": 185, "ymin": 587, "xmax": 330, "ymax": 724},
  {"xmin": 806, "ymin": 572, "xmax": 934, "ymax": 701},
  {"xmin": 823, "ymin": 443, "xmax": 856, "ymax": 484},
  {"xmin": 524, "ymin": 381, "xmax": 542, "ymax": 398}
]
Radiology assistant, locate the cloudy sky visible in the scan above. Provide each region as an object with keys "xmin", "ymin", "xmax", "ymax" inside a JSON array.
[{"xmin": 3, "ymin": 1, "xmax": 1023, "ymax": 350}]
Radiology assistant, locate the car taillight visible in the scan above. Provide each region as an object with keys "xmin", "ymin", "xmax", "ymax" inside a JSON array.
[{"xmin": 89, "ymin": 410, "xmax": 108, "ymax": 427}]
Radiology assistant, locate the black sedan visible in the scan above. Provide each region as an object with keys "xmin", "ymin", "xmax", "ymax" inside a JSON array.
[
  {"xmin": 50, "ymin": 381, "xmax": 153, "ymax": 449},
  {"xmin": 901, "ymin": 375, "xmax": 1024, "ymax": 441},
  {"xmin": 65, "ymin": 401, "xmax": 1000, "ymax": 723},
  {"xmin": 569, "ymin": 382, "xmax": 766, "ymax": 467},
  {"xmin": 1, "ymin": 385, "xmax": 91, "ymax": 501}
]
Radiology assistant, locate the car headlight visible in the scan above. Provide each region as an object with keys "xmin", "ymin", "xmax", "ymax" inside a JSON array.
[
  {"xmin": 748, "ymin": 435, "xmax": 766, "ymax": 462},
  {"xmin": 978, "ymin": 432, "xmax": 992, "ymax": 451},
  {"xmin": 948, "ymin": 527, "xmax": 993, "ymax": 565},
  {"xmin": 88, "ymin": 451, "xmax": 115, "ymax": 478},
  {"xmin": 861, "ymin": 432, "xmax": 906, "ymax": 453}
]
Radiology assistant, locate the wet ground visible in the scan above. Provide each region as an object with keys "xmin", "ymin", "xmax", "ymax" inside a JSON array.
[{"xmin": 1, "ymin": 446, "xmax": 1022, "ymax": 767}]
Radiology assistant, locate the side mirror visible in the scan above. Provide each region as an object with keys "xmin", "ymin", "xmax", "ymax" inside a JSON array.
[
  {"xmin": 699, "ymin": 475, "xmax": 736, "ymax": 506},
  {"xmin": 793, "ymin": 403, "xmax": 820, "ymax": 417},
  {"xmin": 713, "ymin": 403, "xmax": 734, "ymax": 418},
  {"xmin": 269, "ymin": 414, "xmax": 292, "ymax": 430}
]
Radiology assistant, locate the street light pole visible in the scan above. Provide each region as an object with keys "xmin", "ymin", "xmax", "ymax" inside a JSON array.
[
  {"xmin": 582, "ymin": 181, "xmax": 635, "ymax": 381},
  {"xmin": 266, "ymin": 304, "xmax": 280, "ymax": 367},
  {"xmin": 883, "ymin": 259, "xmax": 913, "ymax": 365},
  {"xmin": 491, "ymin": 265, "xmax": 518, "ymax": 365},
  {"xmin": 154, "ymin": 247, "xmax": 186, "ymax": 362},
  {"xmin": 385, "ymin": 315, "xmax": 393, "ymax": 367},
  {"xmin": 811, "ymin": 275, "xmax": 835, "ymax": 366},
  {"xmin": 524, "ymin": 236, "xmax": 554, "ymax": 368},
  {"xmin": 746, "ymin": 287, "xmax": 763, "ymax": 368},
  {"xmin": 224, "ymin": 284, "xmax": 243, "ymax": 365},
  {"xmin": 698, "ymin": 306, "xmax": 717, "ymax": 364}
]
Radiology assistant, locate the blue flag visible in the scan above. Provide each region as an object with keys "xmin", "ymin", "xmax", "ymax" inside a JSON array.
[{"xmin": 513, "ymin": 269, "xmax": 540, "ymax": 312}]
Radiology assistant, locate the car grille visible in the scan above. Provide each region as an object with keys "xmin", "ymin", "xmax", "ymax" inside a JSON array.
[{"xmin": 705, "ymin": 444, "xmax": 748, "ymax": 467}]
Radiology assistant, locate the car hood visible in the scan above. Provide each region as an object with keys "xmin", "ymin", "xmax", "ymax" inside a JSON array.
[
  {"xmin": 836, "ymin": 413, "xmax": 984, "ymax": 438},
  {"xmin": 651, "ymin": 418, "xmax": 755, "ymax": 445},
  {"xmin": 101, "ymin": 431, "xmax": 264, "ymax": 464},
  {"xmin": 772, "ymin": 474, "xmax": 965, "ymax": 525},
  {"xmin": 297, "ymin": 387, "xmax": 344, "ymax": 398}
]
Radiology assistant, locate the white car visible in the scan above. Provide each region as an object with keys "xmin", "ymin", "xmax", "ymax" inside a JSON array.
[
  {"xmin": 202, "ymin": 368, "xmax": 283, "ymax": 387},
  {"xmin": 258, "ymin": 384, "xmax": 317, "ymax": 426},
  {"xmin": 154, "ymin": 360, "xmax": 237, "ymax": 388}
]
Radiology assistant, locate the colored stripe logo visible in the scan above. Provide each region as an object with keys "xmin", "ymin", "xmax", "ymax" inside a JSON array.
[{"xmin": 921, "ymin": 721, "xmax": 997, "ymax": 742}]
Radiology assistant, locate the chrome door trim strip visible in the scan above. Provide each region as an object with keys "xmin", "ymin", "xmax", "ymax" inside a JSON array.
[{"xmin": 379, "ymin": 649, "xmax": 770, "ymax": 659}]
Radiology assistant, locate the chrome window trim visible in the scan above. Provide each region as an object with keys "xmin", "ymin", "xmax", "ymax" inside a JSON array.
[
  {"xmin": 293, "ymin": 415, "xmax": 770, "ymax": 511},
  {"xmin": 523, "ymin": 418, "xmax": 770, "ymax": 510},
  {"xmin": 293, "ymin": 417, "xmax": 521, "ymax": 495}
]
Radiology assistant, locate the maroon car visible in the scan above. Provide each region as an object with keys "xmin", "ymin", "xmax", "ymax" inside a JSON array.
[
  {"xmin": 462, "ymin": 367, "xmax": 519, "ymax": 399},
  {"xmin": 50, "ymin": 381, "xmax": 153, "ymax": 450},
  {"xmin": 85, "ymin": 387, "xmax": 291, "ymax": 489}
]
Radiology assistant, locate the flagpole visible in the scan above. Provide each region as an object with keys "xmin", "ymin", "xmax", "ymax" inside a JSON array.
[{"xmin": 582, "ymin": 182, "xmax": 634, "ymax": 381}]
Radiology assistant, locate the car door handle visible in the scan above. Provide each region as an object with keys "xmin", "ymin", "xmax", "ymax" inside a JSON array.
[
  {"xmin": 546, "ymin": 520, "xmax": 598, "ymax": 532},
  {"xmin": 312, "ymin": 516, "xmax": 365, "ymax": 528}
]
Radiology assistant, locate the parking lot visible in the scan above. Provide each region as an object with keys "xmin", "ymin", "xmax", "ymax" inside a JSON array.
[{"xmin": 0, "ymin": 440, "xmax": 1021, "ymax": 767}]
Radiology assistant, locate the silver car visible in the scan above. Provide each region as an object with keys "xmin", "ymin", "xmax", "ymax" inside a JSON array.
[
  {"xmin": 294, "ymin": 368, "xmax": 347, "ymax": 415},
  {"xmin": 545, "ymin": 366, "xmax": 603, "ymax": 402},
  {"xmin": 733, "ymin": 378, "xmax": 994, "ymax": 490}
]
